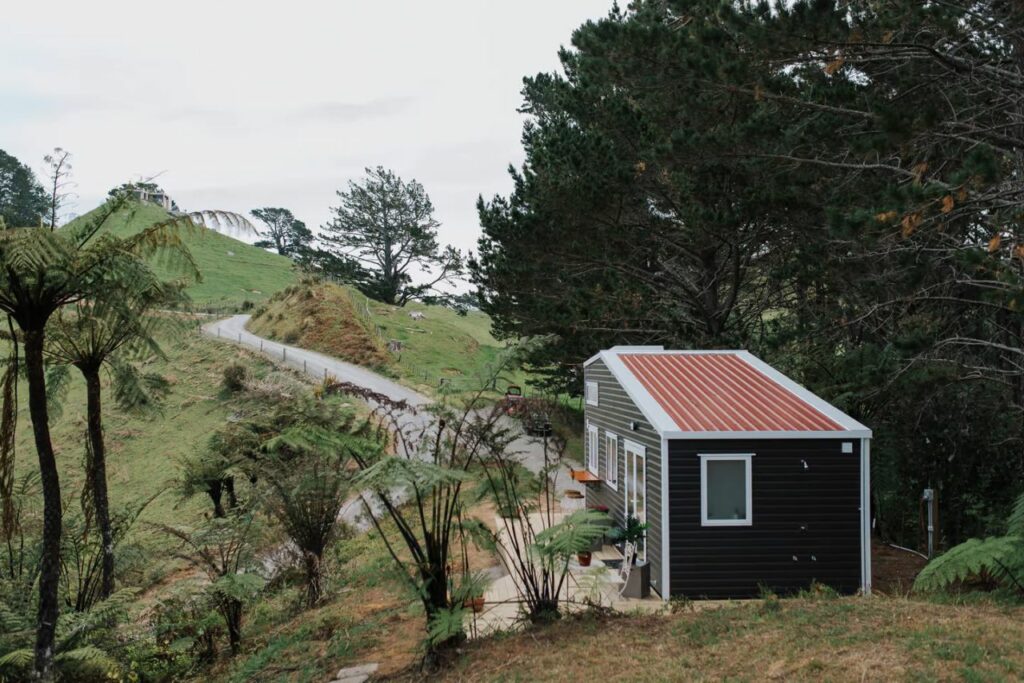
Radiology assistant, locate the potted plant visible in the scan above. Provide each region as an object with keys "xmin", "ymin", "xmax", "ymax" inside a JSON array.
[
  {"xmin": 610, "ymin": 515, "xmax": 649, "ymax": 564},
  {"xmin": 458, "ymin": 570, "xmax": 491, "ymax": 614},
  {"xmin": 463, "ymin": 595, "xmax": 486, "ymax": 613},
  {"xmin": 577, "ymin": 550, "xmax": 593, "ymax": 567}
]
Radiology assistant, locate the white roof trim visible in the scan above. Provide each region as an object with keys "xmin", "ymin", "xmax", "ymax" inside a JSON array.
[
  {"xmin": 736, "ymin": 351, "xmax": 871, "ymax": 436},
  {"xmin": 587, "ymin": 348, "xmax": 872, "ymax": 439},
  {"xmin": 598, "ymin": 350, "xmax": 678, "ymax": 434}
]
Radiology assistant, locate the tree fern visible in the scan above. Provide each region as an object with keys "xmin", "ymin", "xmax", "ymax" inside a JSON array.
[{"xmin": 915, "ymin": 491, "xmax": 1024, "ymax": 596}]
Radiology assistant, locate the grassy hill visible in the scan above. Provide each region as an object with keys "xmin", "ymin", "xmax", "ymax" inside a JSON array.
[
  {"xmin": 247, "ymin": 281, "xmax": 392, "ymax": 370},
  {"xmin": 248, "ymin": 281, "xmax": 528, "ymax": 396},
  {"xmin": 12, "ymin": 329, "xmax": 283, "ymax": 582},
  {"xmin": 425, "ymin": 595, "xmax": 1024, "ymax": 682},
  {"xmin": 66, "ymin": 201, "xmax": 298, "ymax": 309}
]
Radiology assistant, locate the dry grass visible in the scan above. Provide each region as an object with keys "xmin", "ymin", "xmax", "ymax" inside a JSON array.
[
  {"xmin": 406, "ymin": 595, "xmax": 1024, "ymax": 682},
  {"xmin": 248, "ymin": 282, "xmax": 391, "ymax": 369}
]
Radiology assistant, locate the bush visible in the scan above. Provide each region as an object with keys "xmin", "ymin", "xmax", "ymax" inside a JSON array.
[
  {"xmin": 240, "ymin": 300, "xmax": 255, "ymax": 311},
  {"xmin": 222, "ymin": 364, "xmax": 247, "ymax": 392},
  {"xmin": 282, "ymin": 330, "xmax": 300, "ymax": 345}
]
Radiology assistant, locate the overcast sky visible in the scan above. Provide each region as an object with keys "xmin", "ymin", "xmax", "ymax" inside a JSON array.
[{"xmin": 1, "ymin": 0, "xmax": 612, "ymax": 255}]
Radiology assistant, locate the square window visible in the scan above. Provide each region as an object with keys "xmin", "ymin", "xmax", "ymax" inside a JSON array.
[
  {"xmin": 700, "ymin": 454, "xmax": 753, "ymax": 526},
  {"xmin": 585, "ymin": 381, "xmax": 599, "ymax": 406}
]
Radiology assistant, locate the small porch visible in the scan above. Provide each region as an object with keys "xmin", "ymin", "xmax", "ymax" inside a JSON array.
[{"xmin": 467, "ymin": 510, "xmax": 663, "ymax": 637}]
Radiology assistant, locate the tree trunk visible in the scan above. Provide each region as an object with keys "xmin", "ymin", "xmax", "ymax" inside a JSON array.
[
  {"xmin": 207, "ymin": 480, "xmax": 225, "ymax": 518},
  {"xmin": 223, "ymin": 597, "xmax": 243, "ymax": 654},
  {"xmin": 304, "ymin": 550, "xmax": 323, "ymax": 607},
  {"xmin": 83, "ymin": 367, "xmax": 114, "ymax": 600},
  {"xmin": 24, "ymin": 329, "xmax": 60, "ymax": 682},
  {"xmin": 223, "ymin": 476, "xmax": 237, "ymax": 510}
]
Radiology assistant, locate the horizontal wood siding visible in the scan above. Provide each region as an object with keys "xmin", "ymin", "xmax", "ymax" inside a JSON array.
[
  {"xmin": 584, "ymin": 359, "xmax": 664, "ymax": 595},
  {"xmin": 668, "ymin": 439, "xmax": 861, "ymax": 599}
]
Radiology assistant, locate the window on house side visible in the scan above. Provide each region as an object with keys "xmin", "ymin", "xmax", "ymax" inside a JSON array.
[
  {"xmin": 587, "ymin": 424, "xmax": 599, "ymax": 474},
  {"xmin": 585, "ymin": 381, "xmax": 599, "ymax": 406},
  {"xmin": 700, "ymin": 454, "xmax": 753, "ymax": 526},
  {"xmin": 605, "ymin": 433, "xmax": 618, "ymax": 490}
]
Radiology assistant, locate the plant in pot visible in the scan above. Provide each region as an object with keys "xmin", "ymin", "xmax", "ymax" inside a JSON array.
[
  {"xmin": 609, "ymin": 515, "xmax": 649, "ymax": 564},
  {"xmin": 456, "ymin": 570, "xmax": 491, "ymax": 614},
  {"xmin": 577, "ymin": 550, "xmax": 592, "ymax": 567}
]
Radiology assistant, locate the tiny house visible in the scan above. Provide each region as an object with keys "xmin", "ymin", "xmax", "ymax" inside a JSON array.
[{"xmin": 581, "ymin": 347, "xmax": 872, "ymax": 599}]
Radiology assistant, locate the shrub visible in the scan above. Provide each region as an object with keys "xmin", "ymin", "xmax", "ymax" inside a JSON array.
[{"xmin": 222, "ymin": 364, "xmax": 247, "ymax": 392}]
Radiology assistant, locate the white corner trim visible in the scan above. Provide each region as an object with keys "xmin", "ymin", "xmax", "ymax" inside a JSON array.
[
  {"xmin": 600, "ymin": 351, "xmax": 678, "ymax": 434},
  {"xmin": 699, "ymin": 453, "xmax": 754, "ymax": 527},
  {"xmin": 737, "ymin": 351, "xmax": 872, "ymax": 436},
  {"xmin": 861, "ymin": 437, "xmax": 872, "ymax": 595},
  {"xmin": 604, "ymin": 432, "xmax": 619, "ymax": 491},
  {"xmin": 660, "ymin": 434, "xmax": 670, "ymax": 600}
]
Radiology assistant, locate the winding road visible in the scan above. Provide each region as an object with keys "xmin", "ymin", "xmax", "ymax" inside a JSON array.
[{"xmin": 201, "ymin": 315, "xmax": 573, "ymax": 530}]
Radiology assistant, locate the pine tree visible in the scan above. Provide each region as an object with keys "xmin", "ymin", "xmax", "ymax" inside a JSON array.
[{"xmin": 322, "ymin": 167, "xmax": 461, "ymax": 305}]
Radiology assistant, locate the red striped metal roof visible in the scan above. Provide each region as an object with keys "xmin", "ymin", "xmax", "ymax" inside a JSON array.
[{"xmin": 618, "ymin": 353, "xmax": 843, "ymax": 433}]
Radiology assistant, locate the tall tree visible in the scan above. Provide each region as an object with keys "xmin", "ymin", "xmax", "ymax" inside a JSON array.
[
  {"xmin": 472, "ymin": 1, "xmax": 807, "ymax": 391},
  {"xmin": 0, "ymin": 150, "xmax": 47, "ymax": 228},
  {"xmin": 46, "ymin": 270, "xmax": 181, "ymax": 601},
  {"xmin": 250, "ymin": 207, "xmax": 313, "ymax": 257},
  {"xmin": 322, "ymin": 166, "xmax": 461, "ymax": 305},
  {"xmin": 42, "ymin": 148, "xmax": 73, "ymax": 229},
  {"xmin": 0, "ymin": 193, "xmax": 197, "ymax": 680}
]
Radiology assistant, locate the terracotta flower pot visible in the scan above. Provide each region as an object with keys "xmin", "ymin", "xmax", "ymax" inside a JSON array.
[
  {"xmin": 577, "ymin": 551, "xmax": 592, "ymax": 567},
  {"xmin": 463, "ymin": 596, "xmax": 486, "ymax": 613}
]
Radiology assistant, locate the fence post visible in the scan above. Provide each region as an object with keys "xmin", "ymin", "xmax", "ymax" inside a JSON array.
[
  {"xmin": 283, "ymin": 347, "xmax": 287, "ymax": 362},
  {"xmin": 238, "ymin": 332, "xmax": 242, "ymax": 342},
  {"xmin": 260, "ymin": 340, "xmax": 263, "ymax": 351},
  {"xmin": 216, "ymin": 328, "xmax": 220, "ymax": 338},
  {"xmin": 303, "ymin": 360, "xmax": 307, "ymax": 373}
]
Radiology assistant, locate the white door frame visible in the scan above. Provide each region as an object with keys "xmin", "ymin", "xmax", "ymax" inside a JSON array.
[{"xmin": 623, "ymin": 440, "xmax": 647, "ymax": 561}]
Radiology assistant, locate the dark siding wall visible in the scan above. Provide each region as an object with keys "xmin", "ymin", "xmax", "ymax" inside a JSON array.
[
  {"xmin": 668, "ymin": 439, "xmax": 862, "ymax": 599},
  {"xmin": 583, "ymin": 359, "xmax": 664, "ymax": 595}
]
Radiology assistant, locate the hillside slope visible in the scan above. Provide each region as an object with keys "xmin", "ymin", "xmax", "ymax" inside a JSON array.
[
  {"xmin": 247, "ymin": 281, "xmax": 392, "ymax": 370},
  {"xmin": 66, "ymin": 201, "xmax": 298, "ymax": 309},
  {"xmin": 247, "ymin": 281, "xmax": 524, "ymax": 394},
  {"xmin": 428, "ymin": 596, "xmax": 1024, "ymax": 682}
]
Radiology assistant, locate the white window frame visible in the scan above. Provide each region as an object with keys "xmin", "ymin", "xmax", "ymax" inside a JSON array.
[
  {"xmin": 604, "ymin": 432, "xmax": 619, "ymax": 490},
  {"xmin": 585, "ymin": 380, "xmax": 599, "ymax": 406},
  {"xmin": 623, "ymin": 440, "xmax": 647, "ymax": 561},
  {"xmin": 700, "ymin": 453, "xmax": 754, "ymax": 527},
  {"xmin": 586, "ymin": 423, "xmax": 599, "ymax": 474}
]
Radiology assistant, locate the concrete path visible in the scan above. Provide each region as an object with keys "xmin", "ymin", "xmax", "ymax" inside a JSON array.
[{"xmin": 201, "ymin": 315, "xmax": 576, "ymax": 531}]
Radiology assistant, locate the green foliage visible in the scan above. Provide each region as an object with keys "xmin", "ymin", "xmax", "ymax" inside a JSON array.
[
  {"xmin": 221, "ymin": 362, "xmax": 247, "ymax": 392},
  {"xmin": 472, "ymin": 0, "xmax": 1024, "ymax": 548},
  {"xmin": 64, "ymin": 201, "xmax": 298, "ymax": 309},
  {"xmin": 0, "ymin": 588, "xmax": 138, "ymax": 682},
  {"xmin": 321, "ymin": 166, "xmax": 462, "ymax": 306},
  {"xmin": 250, "ymin": 207, "xmax": 313, "ymax": 258},
  {"xmin": 916, "ymin": 536, "xmax": 1024, "ymax": 596},
  {"xmin": 0, "ymin": 149, "xmax": 48, "ymax": 228},
  {"xmin": 609, "ymin": 514, "xmax": 648, "ymax": 547},
  {"xmin": 534, "ymin": 509, "xmax": 609, "ymax": 560}
]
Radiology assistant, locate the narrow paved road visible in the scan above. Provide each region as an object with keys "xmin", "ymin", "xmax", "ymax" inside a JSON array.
[
  {"xmin": 201, "ymin": 315, "xmax": 575, "ymax": 530},
  {"xmin": 204, "ymin": 315, "xmax": 430, "ymax": 408}
]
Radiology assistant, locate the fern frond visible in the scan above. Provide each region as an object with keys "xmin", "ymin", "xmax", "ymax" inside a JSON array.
[
  {"xmin": 914, "ymin": 536, "xmax": 1024, "ymax": 593},
  {"xmin": 0, "ymin": 647, "xmax": 32, "ymax": 673}
]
